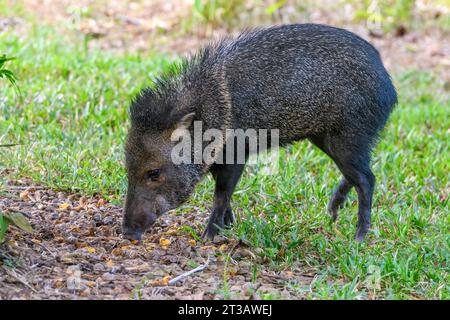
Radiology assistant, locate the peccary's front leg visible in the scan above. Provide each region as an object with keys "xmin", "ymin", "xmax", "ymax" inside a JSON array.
[{"xmin": 202, "ymin": 163, "xmax": 245, "ymax": 240}]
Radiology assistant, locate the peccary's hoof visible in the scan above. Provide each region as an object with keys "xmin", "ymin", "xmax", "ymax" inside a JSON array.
[
  {"xmin": 328, "ymin": 209, "xmax": 339, "ymax": 222},
  {"xmin": 354, "ymin": 227, "xmax": 369, "ymax": 242},
  {"xmin": 223, "ymin": 208, "xmax": 235, "ymax": 226},
  {"xmin": 328, "ymin": 197, "xmax": 346, "ymax": 222},
  {"xmin": 201, "ymin": 224, "xmax": 220, "ymax": 241}
]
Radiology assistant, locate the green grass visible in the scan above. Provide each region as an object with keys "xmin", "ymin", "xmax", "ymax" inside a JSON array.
[
  {"xmin": 0, "ymin": 26, "xmax": 176, "ymax": 196},
  {"xmin": 1, "ymin": 19, "xmax": 449, "ymax": 299}
]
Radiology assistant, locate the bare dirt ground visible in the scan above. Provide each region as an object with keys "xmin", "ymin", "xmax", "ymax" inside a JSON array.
[{"xmin": 0, "ymin": 0, "xmax": 449, "ymax": 300}]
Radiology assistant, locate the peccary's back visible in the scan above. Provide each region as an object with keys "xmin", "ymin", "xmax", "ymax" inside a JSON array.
[{"xmin": 215, "ymin": 24, "xmax": 397, "ymax": 144}]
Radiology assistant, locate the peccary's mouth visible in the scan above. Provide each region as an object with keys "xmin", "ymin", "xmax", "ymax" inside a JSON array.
[
  {"xmin": 122, "ymin": 228, "xmax": 143, "ymax": 241},
  {"xmin": 122, "ymin": 211, "xmax": 158, "ymax": 241}
]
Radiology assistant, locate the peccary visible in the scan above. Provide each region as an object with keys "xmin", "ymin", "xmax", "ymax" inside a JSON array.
[{"xmin": 122, "ymin": 24, "xmax": 397, "ymax": 242}]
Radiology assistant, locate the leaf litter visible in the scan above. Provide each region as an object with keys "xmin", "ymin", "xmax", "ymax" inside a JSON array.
[{"xmin": 0, "ymin": 182, "xmax": 312, "ymax": 299}]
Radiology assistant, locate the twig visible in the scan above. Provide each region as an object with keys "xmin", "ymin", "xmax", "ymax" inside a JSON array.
[
  {"xmin": 2, "ymin": 267, "xmax": 38, "ymax": 293},
  {"xmin": 168, "ymin": 255, "xmax": 211, "ymax": 286},
  {"xmin": 4, "ymin": 186, "xmax": 44, "ymax": 191},
  {"xmin": 35, "ymin": 241, "xmax": 57, "ymax": 258}
]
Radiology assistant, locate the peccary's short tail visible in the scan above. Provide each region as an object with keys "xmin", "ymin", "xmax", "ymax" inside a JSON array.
[
  {"xmin": 381, "ymin": 77, "xmax": 398, "ymax": 114},
  {"xmin": 375, "ymin": 73, "xmax": 398, "ymax": 131}
]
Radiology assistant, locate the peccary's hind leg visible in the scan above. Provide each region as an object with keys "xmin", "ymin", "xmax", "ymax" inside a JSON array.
[
  {"xmin": 340, "ymin": 164, "xmax": 375, "ymax": 242},
  {"xmin": 223, "ymin": 207, "xmax": 235, "ymax": 226},
  {"xmin": 309, "ymin": 135, "xmax": 353, "ymax": 220},
  {"xmin": 328, "ymin": 135, "xmax": 376, "ymax": 242},
  {"xmin": 310, "ymin": 134, "xmax": 376, "ymax": 241},
  {"xmin": 328, "ymin": 178, "xmax": 353, "ymax": 221},
  {"xmin": 202, "ymin": 163, "xmax": 245, "ymax": 240}
]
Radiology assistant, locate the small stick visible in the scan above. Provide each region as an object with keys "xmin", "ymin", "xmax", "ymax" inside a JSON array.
[
  {"xmin": 4, "ymin": 186, "xmax": 44, "ymax": 191},
  {"xmin": 3, "ymin": 267, "xmax": 38, "ymax": 293},
  {"xmin": 168, "ymin": 255, "xmax": 211, "ymax": 286}
]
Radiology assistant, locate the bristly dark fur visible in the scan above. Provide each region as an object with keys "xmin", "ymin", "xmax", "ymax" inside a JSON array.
[
  {"xmin": 128, "ymin": 56, "xmax": 199, "ymax": 132},
  {"xmin": 128, "ymin": 42, "xmax": 227, "ymax": 132}
]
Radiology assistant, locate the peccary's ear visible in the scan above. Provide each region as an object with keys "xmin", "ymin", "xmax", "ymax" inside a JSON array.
[{"xmin": 175, "ymin": 112, "xmax": 195, "ymax": 130}]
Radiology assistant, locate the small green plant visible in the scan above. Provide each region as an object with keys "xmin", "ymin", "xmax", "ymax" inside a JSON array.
[
  {"xmin": 0, "ymin": 54, "xmax": 19, "ymax": 92},
  {"xmin": 192, "ymin": 0, "xmax": 247, "ymax": 28},
  {"xmin": 0, "ymin": 211, "xmax": 33, "ymax": 243},
  {"xmin": 352, "ymin": 0, "xmax": 416, "ymax": 33},
  {"xmin": 265, "ymin": 0, "xmax": 287, "ymax": 15}
]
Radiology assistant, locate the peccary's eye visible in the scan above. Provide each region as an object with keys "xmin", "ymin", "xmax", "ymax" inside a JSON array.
[{"xmin": 145, "ymin": 169, "xmax": 161, "ymax": 181}]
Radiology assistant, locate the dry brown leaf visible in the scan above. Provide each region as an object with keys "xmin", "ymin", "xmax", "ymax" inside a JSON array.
[
  {"xmin": 19, "ymin": 191, "xmax": 29, "ymax": 199},
  {"xmin": 106, "ymin": 260, "xmax": 115, "ymax": 268},
  {"xmin": 150, "ymin": 279, "xmax": 162, "ymax": 286},
  {"xmin": 159, "ymin": 237, "xmax": 171, "ymax": 247},
  {"xmin": 165, "ymin": 227, "xmax": 179, "ymax": 235},
  {"xmin": 96, "ymin": 199, "xmax": 106, "ymax": 207},
  {"xmin": 69, "ymin": 226, "xmax": 81, "ymax": 233},
  {"xmin": 111, "ymin": 248, "xmax": 123, "ymax": 256},
  {"xmin": 75, "ymin": 242, "xmax": 88, "ymax": 248},
  {"xmin": 53, "ymin": 278, "xmax": 64, "ymax": 288},
  {"xmin": 58, "ymin": 203, "xmax": 70, "ymax": 211},
  {"xmin": 54, "ymin": 237, "xmax": 65, "ymax": 243},
  {"xmin": 79, "ymin": 196, "xmax": 88, "ymax": 206}
]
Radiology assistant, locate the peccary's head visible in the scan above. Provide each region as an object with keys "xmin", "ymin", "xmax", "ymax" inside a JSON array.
[{"xmin": 122, "ymin": 87, "xmax": 203, "ymax": 240}]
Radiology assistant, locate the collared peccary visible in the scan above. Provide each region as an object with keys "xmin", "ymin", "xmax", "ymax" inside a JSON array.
[{"xmin": 122, "ymin": 24, "xmax": 397, "ymax": 242}]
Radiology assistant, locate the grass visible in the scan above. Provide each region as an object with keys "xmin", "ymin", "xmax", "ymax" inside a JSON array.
[{"xmin": 1, "ymin": 11, "xmax": 449, "ymax": 299}]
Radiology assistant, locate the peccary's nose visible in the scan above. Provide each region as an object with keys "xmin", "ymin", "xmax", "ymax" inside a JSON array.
[
  {"xmin": 123, "ymin": 230, "xmax": 142, "ymax": 241},
  {"xmin": 122, "ymin": 226, "xmax": 142, "ymax": 241}
]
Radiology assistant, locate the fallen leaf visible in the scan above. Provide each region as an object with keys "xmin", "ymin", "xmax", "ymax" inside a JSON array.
[
  {"xmin": 150, "ymin": 279, "xmax": 162, "ymax": 286},
  {"xmin": 79, "ymin": 196, "xmax": 88, "ymax": 206},
  {"xmin": 85, "ymin": 247, "xmax": 96, "ymax": 253},
  {"xmin": 19, "ymin": 191, "xmax": 29, "ymax": 199},
  {"xmin": 159, "ymin": 237, "xmax": 171, "ymax": 247},
  {"xmin": 59, "ymin": 203, "xmax": 71, "ymax": 211},
  {"xmin": 69, "ymin": 226, "xmax": 81, "ymax": 233},
  {"xmin": 96, "ymin": 199, "xmax": 105, "ymax": 207},
  {"xmin": 165, "ymin": 227, "xmax": 179, "ymax": 235},
  {"xmin": 53, "ymin": 278, "xmax": 65, "ymax": 288},
  {"xmin": 188, "ymin": 239, "xmax": 197, "ymax": 246},
  {"xmin": 75, "ymin": 242, "xmax": 88, "ymax": 248},
  {"xmin": 54, "ymin": 236, "xmax": 65, "ymax": 243},
  {"xmin": 111, "ymin": 248, "xmax": 123, "ymax": 256},
  {"xmin": 162, "ymin": 275, "xmax": 172, "ymax": 286},
  {"xmin": 5, "ymin": 212, "xmax": 33, "ymax": 233}
]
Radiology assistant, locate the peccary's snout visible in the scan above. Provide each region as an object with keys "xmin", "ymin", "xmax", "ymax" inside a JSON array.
[
  {"xmin": 122, "ymin": 190, "xmax": 159, "ymax": 241},
  {"xmin": 122, "ymin": 182, "xmax": 173, "ymax": 240}
]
